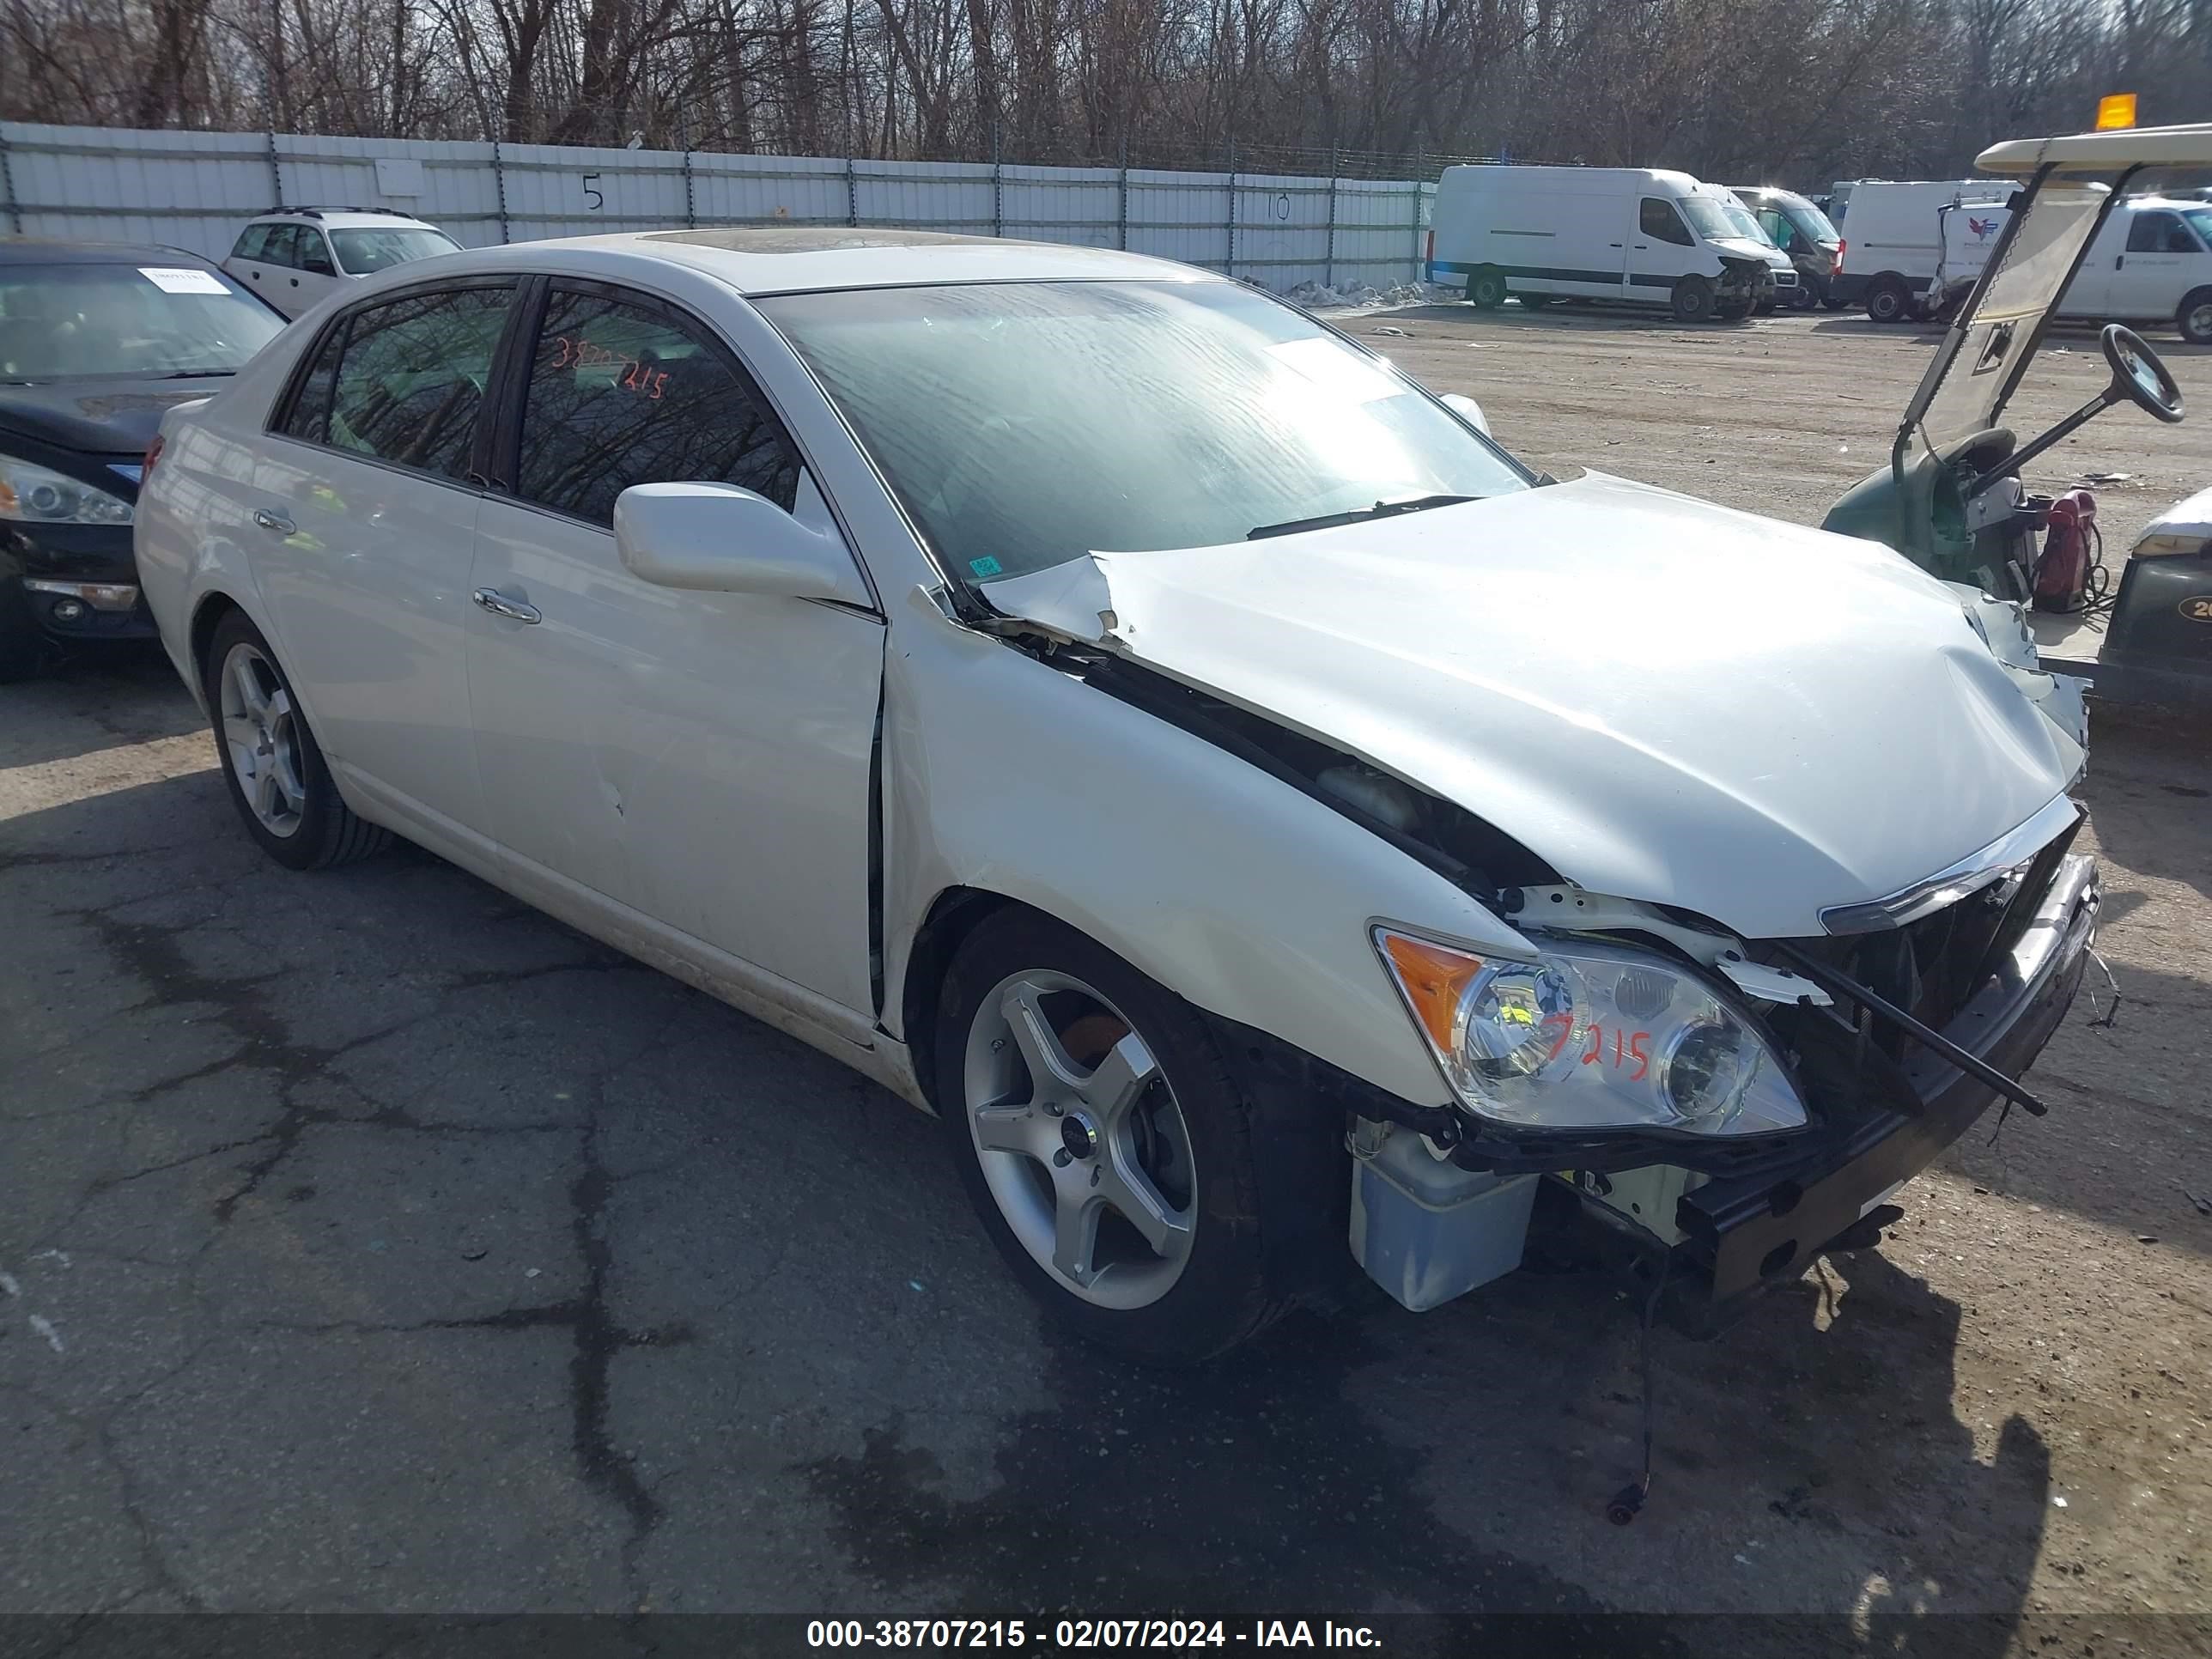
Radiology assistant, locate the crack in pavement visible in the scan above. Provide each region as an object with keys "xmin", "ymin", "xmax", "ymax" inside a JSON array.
[{"xmin": 32, "ymin": 882, "xmax": 699, "ymax": 1590}]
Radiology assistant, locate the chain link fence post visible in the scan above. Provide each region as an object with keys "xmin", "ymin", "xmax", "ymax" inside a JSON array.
[
  {"xmin": 679, "ymin": 114, "xmax": 696, "ymax": 227},
  {"xmin": 1117, "ymin": 135, "xmax": 1128, "ymax": 251},
  {"xmin": 1224, "ymin": 136, "xmax": 1236, "ymax": 277},
  {"xmin": 0, "ymin": 131, "xmax": 21, "ymax": 236},
  {"xmin": 1409, "ymin": 142, "xmax": 1425, "ymax": 284},
  {"xmin": 1325, "ymin": 140, "xmax": 1338, "ymax": 291}
]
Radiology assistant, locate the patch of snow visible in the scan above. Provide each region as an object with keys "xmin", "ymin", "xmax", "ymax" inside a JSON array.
[{"xmin": 1284, "ymin": 279, "xmax": 1453, "ymax": 312}]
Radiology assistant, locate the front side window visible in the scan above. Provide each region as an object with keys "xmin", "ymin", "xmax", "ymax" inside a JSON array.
[
  {"xmin": 331, "ymin": 228, "xmax": 461, "ymax": 276},
  {"xmin": 514, "ymin": 288, "xmax": 799, "ymax": 527},
  {"xmin": 2182, "ymin": 208, "xmax": 2212, "ymax": 249},
  {"xmin": 759, "ymin": 279, "xmax": 1529, "ymax": 584},
  {"xmin": 298, "ymin": 232, "xmax": 337, "ymax": 276},
  {"xmin": 319, "ymin": 285, "xmax": 513, "ymax": 478},
  {"xmin": 2128, "ymin": 212, "xmax": 2179, "ymax": 253},
  {"xmin": 1754, "ymin": 209, "xmax": 1795, "ymax": 248},
  {"xmin": 0, "ymin": 262, "xmax": 285, "ymax": 382},
  {"xmin": 1640, "ymin": 198, "xmax": 1694, "ymax": 246}
]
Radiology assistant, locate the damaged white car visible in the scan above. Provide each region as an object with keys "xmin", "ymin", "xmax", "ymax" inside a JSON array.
[{"xmin": 136, "ymin": 230, "xmax": 2099, "ymax": 1364}]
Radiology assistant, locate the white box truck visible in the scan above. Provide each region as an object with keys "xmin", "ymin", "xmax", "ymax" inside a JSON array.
[
  {"xmin": 1828, "ymin": 179, "xmax": 2013, "ymax": 321},
  {"xmin": 1426, "ymin": 165, "xmax": 1796, "ymax": 323}
]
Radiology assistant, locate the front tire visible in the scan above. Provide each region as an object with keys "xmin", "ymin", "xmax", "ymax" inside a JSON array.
[
  {"xmin": 202, "ymin": 611, "xmax": 389, "ymax": 871},
  {"xmin": 933, "ymin": 908, "xmax": 1340, "ymax": 1364},
  {"xmin": 2179, "ymin": 287, "xmax": 2212, "ymax": 346},
  {"xmin": 1467, "ymin": 267, "xmax": 1509, "ymax": 309},
  {"xmin": 1670, "ymin": 275, "xmax": 1716, "ymax": 323}
]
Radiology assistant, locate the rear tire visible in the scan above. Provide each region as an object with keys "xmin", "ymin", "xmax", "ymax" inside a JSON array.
[
  {"xmin": 2179, "ymin": 288, "xmax": 2212, "ymax": 346},
  {"xmin": 1671, "ymin": 275, "xmax": 1716, "ymax": 323},
  {"xmin": 201, "ymin": 611, "xmax": 390, "ymax": 872},
  {"xmin": 1467, "ymin": 267, "xmax": 1509, "ymax": 309},
  {"xmin": 933, "ymin": 908, "xmax": 1342, "ymax": 1364},
  {"xmin": 1866, "ymin": 276, "xmax": 1911, "ymax": 324},
  {"xmin": 0, "ymin": 577, "xmax": 45, "ymax": 684}
]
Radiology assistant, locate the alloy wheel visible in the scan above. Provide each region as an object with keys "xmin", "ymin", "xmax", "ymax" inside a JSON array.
[
  {"xmin": 218, "ymin": 641, "xmax": 307, "ymax": 838},
  {"xmin": 961, "ymin": 969, "xmax": 1197, "ymax": 1310}
]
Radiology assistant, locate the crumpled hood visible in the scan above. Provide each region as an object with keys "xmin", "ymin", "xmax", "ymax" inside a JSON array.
[{"xmin": 981, "ymin": 471, "xmax": 2081, "ymax": 939}]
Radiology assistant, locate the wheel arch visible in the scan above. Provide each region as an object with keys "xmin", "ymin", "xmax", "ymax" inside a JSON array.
[{"xmin": 188, "ymin": 588, "xmax": 246, "ymax": 682}]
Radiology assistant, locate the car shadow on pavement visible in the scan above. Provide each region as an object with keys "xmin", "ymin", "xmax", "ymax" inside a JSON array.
[
  {"xmin": 0, "ymin": 751, "xmax": 2059, "ymax": 1641},
  {"xmin": 0, "ymin": 647, "xmax": 203, "ymax": 772}
]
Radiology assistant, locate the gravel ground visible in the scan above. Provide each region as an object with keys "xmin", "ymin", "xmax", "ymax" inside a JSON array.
[{"xmin": 1, "ymin": 305, "xmax": 2208, "ymax": 1651}]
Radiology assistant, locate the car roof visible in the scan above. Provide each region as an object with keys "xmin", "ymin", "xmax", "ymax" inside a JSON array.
[
  {"xmin": 412, "ymin": 227, "xmax": 1212, "ymax": 295},
  {"xmin": 251, "ymin": 208, "xmax": 437, "ymax": 228},
  {"xmin": 0, "ymin": 236, "xmax": 216, "ymax": 265}
]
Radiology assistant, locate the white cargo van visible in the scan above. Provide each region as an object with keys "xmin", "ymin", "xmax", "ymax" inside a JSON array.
[
  {"xmin": 1427, "ymin": 165, "xmax": 1796, "ymax": 323},
  {"xmin": 1828, "ymin": 180, "xmax": 2013, "ymax": 321},
  {"xmin": 1911, "ymin": 193, "xmax": 2209, "ymax": 342}
]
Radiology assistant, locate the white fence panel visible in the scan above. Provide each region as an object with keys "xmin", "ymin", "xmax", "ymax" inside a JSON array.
[{"xmin": 0, "ymin": 121, "xmax": 1434, "ymax": 291}]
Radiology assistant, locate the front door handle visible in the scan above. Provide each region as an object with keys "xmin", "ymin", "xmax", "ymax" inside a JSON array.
[
  {"xmin": 473, "ymin": 586, "xmax": 542, "ymax": 624},
  {"xmin": 252, "ymin": 508, "xmax": 295, "ymax": 536}
]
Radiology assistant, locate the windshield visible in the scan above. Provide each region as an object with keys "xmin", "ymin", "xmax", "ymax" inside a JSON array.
[
  {"xmin": 760, "ymin": 280, "xmax": 1529, "ymax": 582},
  {"xmin": 331, "ymin": 227, "xmax": 460, "ymax": 275},
  {"xmin": 1786, "ymin": 201, "xmax": 1841, "ymax": 245},
  {"xmin": 1714, "ymin": 199, "xmax": 1774, "ymax": 245},
  {"xmin": 1907, "ymin": 181, "xmax": 2111, "ymax": 453},
  {"xmin": 0, "ymin": 262, "xmax": 286, "ymax": 382},
  {"xmin": 1678, "ymin": 197, "xmax": 1747, "ymax": 241}
]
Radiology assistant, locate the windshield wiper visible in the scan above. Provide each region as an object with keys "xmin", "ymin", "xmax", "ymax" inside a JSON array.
[
  {"xmin": 1248, "ymin": 494, "xmax": 1478, "ymax": 541},
  {"xmin": 152, "ymin": 368, "xmax": 240, "ymax": 380}
]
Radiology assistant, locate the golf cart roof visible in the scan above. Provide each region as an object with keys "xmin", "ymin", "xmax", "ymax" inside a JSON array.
[{"xmin": 1976, "ymin": 123, "xmax": 2212, "ymax": 175}]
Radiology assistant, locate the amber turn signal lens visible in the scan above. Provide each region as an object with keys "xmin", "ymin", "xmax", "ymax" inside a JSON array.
[{"xmin": 1377, "ymin": 932, "xmax": 1485, "ymax": 1051}]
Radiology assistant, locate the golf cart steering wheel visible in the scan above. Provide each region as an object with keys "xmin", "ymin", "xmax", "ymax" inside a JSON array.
[{"xmin": 2101, "ymin": 324, "xmax": 2185, "ymax": 424}]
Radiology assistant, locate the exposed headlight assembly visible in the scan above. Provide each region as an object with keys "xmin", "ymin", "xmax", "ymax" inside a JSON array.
[
  {"xmin": 0, "ymin": 454, "xmax": 134, "ymax": 526},
  {"xmin": 1374, "ymin": 929, "xmax": 1807, "ymax": 1137}
]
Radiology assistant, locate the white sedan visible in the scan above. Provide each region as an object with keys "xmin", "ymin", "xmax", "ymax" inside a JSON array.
[{"xmin": 137, "ymin": 230, "xmax": 2099, "ymax": 1362}]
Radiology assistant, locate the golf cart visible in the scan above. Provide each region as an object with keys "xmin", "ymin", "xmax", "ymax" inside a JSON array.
[{"xmin": 1823, "ymin": 124, "xmax": 2212, "ymax": 708}]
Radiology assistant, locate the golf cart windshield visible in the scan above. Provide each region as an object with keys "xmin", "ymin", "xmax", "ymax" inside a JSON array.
[{"xmin": 1901, "ymin": 180, "xmax": 2107, "ymax": 458}]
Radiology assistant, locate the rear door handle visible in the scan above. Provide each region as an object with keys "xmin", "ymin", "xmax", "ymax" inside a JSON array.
[
  {"xmin": 473, "ymin": 586, "xmax": 542, "ymax": 624},
  {"xmin": 252, "ymin": 508, "xmax": 295, "ymax": 536}
]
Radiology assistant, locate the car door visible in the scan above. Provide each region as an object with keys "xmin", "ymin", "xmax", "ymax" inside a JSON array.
[
  {"xmin": 1629, "ymin": 196, "xmax": 1698, "ymax": 297},
  {"xmin": 222, "ymin": 223, "xmax": 276, "ymax": 295},
  {"xmin": 294, "ymin": 227, "xmax": 345, "ymax": 312},
  {"xmin": 252, "ymin": 279, "xmax": 520, "ymax": 843},
  {"xmin": 465, "ymin": 278, "xmax": 883, "ymax": 1015},
  {"xmin": 2107, "ymin": 210, "xmax": 2201, "ymax": 320}
]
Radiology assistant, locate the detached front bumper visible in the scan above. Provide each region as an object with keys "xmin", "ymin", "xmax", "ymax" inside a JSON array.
[{"xmin": 1668, "ymin": 852, "xmax": 2099, "ymax": 1329}]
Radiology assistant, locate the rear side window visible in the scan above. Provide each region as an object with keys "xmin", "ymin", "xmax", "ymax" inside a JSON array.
[
  {"xmin": 279, "ymin": 322, "xmax": 345, "ymax": 445},
  {"xmin": 292, "ymin": 286, "xmax": 514, "ymax": 479},
  {"xmin": 231, "ymin": 224, "xmax": 273, "ymax": 262},
  {"xmin": 514, "ymin": 286, "xmax": 799, "ymax": 527},
  {"xmin": 1640, "ymin": 198, "xmax": 1693, "ymax": 246}
]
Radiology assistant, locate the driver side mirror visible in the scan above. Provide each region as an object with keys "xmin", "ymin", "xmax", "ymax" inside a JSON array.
[
  {"xmin": 1441, "ymin": 392, "xmax": 1493, "ymax": 436},
  {"xmin": 614, "ymin": 482, "xmax": 872, "ymax": 606}
]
